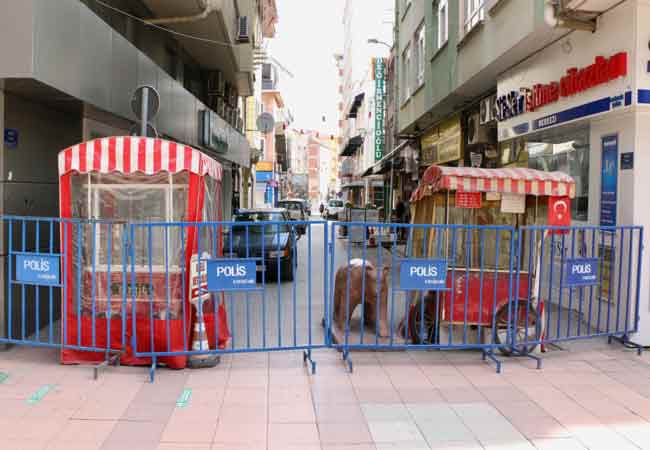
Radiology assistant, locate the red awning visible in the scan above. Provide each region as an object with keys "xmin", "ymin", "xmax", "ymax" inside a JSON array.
[
  {"xmin": 411, "ymin": 165, "xmax": 576, "ymax": 202},
  {"xmin": 58, "ymin": 136, "xmax": 222, "ymax": 180}
]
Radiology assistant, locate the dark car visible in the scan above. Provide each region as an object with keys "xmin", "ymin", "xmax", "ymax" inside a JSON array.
[{"xmin": 223, "ymin": 208, "xmax": 299, "ymax": 282}]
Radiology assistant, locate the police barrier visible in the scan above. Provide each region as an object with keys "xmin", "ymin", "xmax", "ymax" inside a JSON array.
[
  {"xmin": 128, "ymin": 220, "xmax": 328, "ymax": 380},
  {"xmin": 329, "ymin": 222, "xmax": 519, "ymax": 372},
  {"xmin": 512, "ymin": 225, "xmax": 644, "ymax": 359},
  {"xmin": 0, "ymin": 216, "xmax": 128, "ymax": 376}
]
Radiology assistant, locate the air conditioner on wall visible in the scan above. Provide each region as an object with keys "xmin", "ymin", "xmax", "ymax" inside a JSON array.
[
  {"xmin": 238, "ymin": 16, "xmax": 250, "ymax": 43},
  {"xmin": 479, "ymin": 97, "xmax": 492, "ymax": 124},
  {"xmin": 467, "ymin": 113, "xmax": 489, "ymax": 145}
]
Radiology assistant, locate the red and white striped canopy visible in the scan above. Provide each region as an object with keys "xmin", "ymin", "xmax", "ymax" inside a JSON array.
[
  {"xmin": 58, "ymin": 136, "xmax": 222, "ymax": 180},
  {"xmin": 411, "ymin": 165, "xmax": 575, "ymax": 202}
]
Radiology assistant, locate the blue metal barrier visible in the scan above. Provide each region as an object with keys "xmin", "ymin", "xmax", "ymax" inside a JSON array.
[
  {"xmin": 329, "ymin": 221, "xmax": 519, "ymax": 372},
  {"xmin": 128, "ymin": 220, "xmax": 328, "ymax": 380},
  {"xmin": 0, "ymin": 216, "xmax": 128, "ymax": 377},
  {"xmin": 512, "ymin": 225, "xmax": 644, "ymax": 362}
]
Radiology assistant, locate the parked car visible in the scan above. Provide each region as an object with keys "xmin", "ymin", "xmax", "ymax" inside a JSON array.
[
  {"xmin": 324, "ymin": 199, "xmax": 344, "ymax": 220},
  {"xmin": 304, "ymin": 200, "xmax": 312, "ymax": 216},
  {"xmin": 224, "ymin": 208, "xmax": 299, "ymax": 282},
  {"xmin": 277, "ymin": 199, "xmax": 307, "ymax": 234}
]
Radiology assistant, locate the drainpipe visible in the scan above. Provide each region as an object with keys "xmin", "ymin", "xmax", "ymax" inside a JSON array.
[{"xmin": 145, "ymin": 0, "xmax": 217, "ymax": 25}]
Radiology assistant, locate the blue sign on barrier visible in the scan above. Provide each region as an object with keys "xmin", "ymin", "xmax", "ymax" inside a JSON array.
[
  {"xmin": 207, "ymin": 259, "xmax": 258, "ymax": 291},
  {"xmin": 15, "ymin": 254, "xmax": 60, "ymax": 286},
  {"xmin": 563, "ymin": 258, "xmax": 600, "ymax": 287},
  {"xmin": 399, "ymin": 259, "xmax": 448, "ymax": 290}
]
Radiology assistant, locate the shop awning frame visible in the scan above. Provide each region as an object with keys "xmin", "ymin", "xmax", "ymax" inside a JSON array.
[
  {"xmin": 347, "ymin": 93, "xmax": 365, "ymax": 118},
  {"xmin": 339, "ymin": 135, "xmax": 363, "ymax": 157}
]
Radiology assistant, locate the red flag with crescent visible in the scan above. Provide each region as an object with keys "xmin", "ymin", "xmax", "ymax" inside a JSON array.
[{"xmin": 548, "ymin": 196, "xmax": 571, "ymax": 233}]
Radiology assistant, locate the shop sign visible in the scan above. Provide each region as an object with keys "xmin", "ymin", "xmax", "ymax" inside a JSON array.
[
  {"xmin": 399, "ymin": 259, "xmax": 449, "ymax": 291},
  {"xmin": 256, "ymin": 171, "xmax": 273, "ymax": 182},
  {"xmin": 420, "ymin": 118, "xmax": 461, "ymax": 165},
  {"xmin": 496, "ymin": 52, "xmax": 628, "ymax": 122},
  {"xmin": 500, "ymin": 193, "xmax": 526, "ymax": 214},
  {"xmin": 374, "ymin": 58, "xmax": 386, "ymax": 162},
  {"xmin": 455, "ymin": 192, "xmax": 482, "ymax": 209},
  {"xmin": 16, "ymin": 254, "xmax": 60, "ymax": 286},
  {"xmin": 563, "ymin": 258, "xmax": 599, "ymax": 288},
  {"xmin": 621, "ymin": 152, "xmax": 633, "ymax": 170},
  {"xmin": 207, "ymin": 259, "xmax": 258, "ymax": 291},
  {"xmin": 600, "ymin": 135, "xmax": 618, "ymax": 227},
  {"xmin": 257, "ymin": 161, "xmax": 273, "ymax": 172},
  {"xmin": 4, "ymin": 129, "xmax": 18, "ymax": 149},
  {"xmin": 201, "ymin": 110, "xmax": 231, "ymax": 153}
]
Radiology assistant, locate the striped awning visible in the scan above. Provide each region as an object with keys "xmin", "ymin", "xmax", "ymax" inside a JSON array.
[
  {"xmin": 58, "ymin": 136, "xmax": 222, "ymax": 180},
  {"xmin": 411, "ymin": 165, "xmax": 576, "ymax": 202}
]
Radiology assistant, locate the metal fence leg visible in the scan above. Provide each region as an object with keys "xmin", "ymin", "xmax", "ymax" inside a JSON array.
[
  {"xmin": 93, "ymin": 351, "xmax": 122, "ymax": 381},
  {"xmin": 149, "ymin": 356, "xmax": 157, "ymax": 383},
  {"xmin": 609, "ymin": 335, "xmax": 644, "ymax": 356},
  {"xmin": 303, "ymin": 349, "xmax": 317, "ymax": 375},
  {"xmin": 482, "ymin": 350, "xmax": 503, "ymax": 374},
  {"xmin": 342, "ymin": 349, "xmax": 353, "ymax": 373}
]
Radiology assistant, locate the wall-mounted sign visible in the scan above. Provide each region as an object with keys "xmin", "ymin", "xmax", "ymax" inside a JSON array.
[
  {"xmin": 4, "ymin": 128, "xmax": 18, "ymax": 149},
  {"xmin": 256, "ymin": 171, "xmax": 273, "ymax": 182},
  {"xmin": 207, "ymin": 259, "xmax": 258, "ymax": 291},
  {"xmin": 201, "ymin": 110, "xmax": 229, "ymax": 153},
  {"xmin": 563, "ymin": 258, "xmax": 599, "ymax": 287},
  {"xmin": 500, "ymin": 193, "xmax": 526, "ymax": 214},
  {"xmin": 496, "ymin": 52, "xmax": 628, "ymax": 122},
  {"xmin": 420, "ymin": 117, "xmax": 461, "ymax": 165},
  {"xmin": 399, "ymin": 259, "xmax": 449, "ymax": 291},
  {"xmin": 621, "ymin": 152, "xmax": 634, "ymax": 170},
  {"xmin": 600, "ymin": 135, "xmax": 618, "ymax": 227},
  {"xmin": 16, "ymin": 254, "xmax": 60, "ymax": 286},
  {"xmin": 455, "ymin": 192, "xmax": 482, "ymax": 209},
  {"xmin": 373, "ymin": 58, "xmax": 386, "ymax": 162},
  {"xmin": 256, "ymin": 161, "xmax": 273, "ymax": 172}
]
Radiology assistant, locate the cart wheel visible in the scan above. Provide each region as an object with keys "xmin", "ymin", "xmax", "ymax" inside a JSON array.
[
  {"xmin": 495, "ymin": 301, "xmax": 539, "ymax": 356},
  {"xmin": 408, "ymin": 300, "xmax": 437, "ymax": 344}
]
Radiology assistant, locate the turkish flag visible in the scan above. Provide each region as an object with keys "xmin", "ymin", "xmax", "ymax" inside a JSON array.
[{"xmin": 548, "ymin": 196, "xmax": 571, "ymax": 233}]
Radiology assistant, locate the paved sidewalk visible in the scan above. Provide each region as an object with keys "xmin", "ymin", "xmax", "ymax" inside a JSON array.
[{"xmin": 2, "ymin": 340, "xmax": 650, "ymax": 449}]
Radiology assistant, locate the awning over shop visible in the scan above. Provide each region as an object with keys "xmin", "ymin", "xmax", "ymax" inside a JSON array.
[
  {"xmin": 340, "ymin": 135, "xmax": 363, "ymax": 157},
  {"xmin": 341, "ymin": 180, "xmax": 365, "ymax": 189},
  {"xmin": 411, "ymin": 165, "xmax": 576, "ymax": 202},
  {"xmin": 360, "ymin": 166, "xmax": 374, "ymax": 177},
  {"xmin": 347, "ymin": 93, "xmax": 365, "ymax": 119}
]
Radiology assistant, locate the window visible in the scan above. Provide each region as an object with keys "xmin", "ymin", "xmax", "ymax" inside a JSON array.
[
  {"xmin": 464, "ymin": 0, "xmax": 485, "ymax": 34},
  {"xmin": 414, "ymin": 23, "xmax": 426, "ymax": 88},
  {"xmin": 401, "ymin": 45, "xmax": 411, "ymax": 103},
  {"xmin": 438, "ymin": 0, "xmax": 448, "ymax": 48}
]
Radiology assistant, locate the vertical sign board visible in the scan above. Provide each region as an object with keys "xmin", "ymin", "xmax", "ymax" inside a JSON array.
[
  {"xmin": 563, "ymin": 258, "xmax": 600, "ymax": 287},
  {"xmin": 207, "ymin": 259, "xmax": 258, "ymax": 291},
  {"xmin": 16, "ymin": 254, "xmax": 60, "ymax": 286},
  {"xmin": 4, "ymin": 129, "xmax": 18, "ymax": 149},
  {"xmin": 600, "ymin": 135, "xmax": 618, "ymax": 227},
  {"xmin": 399, "ymin": 259, "xmax": 449, "ymax": 291},
  {"xmin": 374, "ymin": 58, "xmax": 386, "ymax": 162}
]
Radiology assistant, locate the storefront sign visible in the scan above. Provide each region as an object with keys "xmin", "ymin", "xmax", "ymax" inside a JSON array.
[
  {"xmin": 201, "ymin": 110, "xmax": 229, "ymax": 153},
  {"xmin": 621, "ymin": 152, "xmax": 634, "ymax": 170},
  {"xmin": 374, "ymin": 58, "xmax": 386, "ymax": 162},
  {"xmin": 496, "ymin": 52, "xmax": 628, "ymax": 122},
  {"xmin": 399, "ymin": 259, "xmax": 448, "ymax": 291},
  {"xmin": 207, "ymin": 259, "xmax": 258, "ymax": 291},
  {"xmin": 256, "ymin": 171, "xmax": 273, "ymax": 182},
  {"xmin": 455, "ymin": 192, "xmax": 482, "ymax": 209},
  {"xmin": 16, "ymin": 254, "xmax": 60, "ymax": 286},
  {"xmin": 600, "ymin": 135, "xmax": 618, "ymax": 227},
  {"xmin": 257, "ymin": 161, "xmax": 273, "ymax": 172},
  {"xmin": 500, "ymin": 193, "xmax": 526, "ymax": 214},
  {"xmin": 563, "ymin": 258, "xmax": 599, "ymax": 287},
  {"xmin": 4, "ymin": 128, "xmax": 18, "ymax": 149},
  {"xmin": 420, "ymin": 118, "xmax": 461, "ymax": 165}
]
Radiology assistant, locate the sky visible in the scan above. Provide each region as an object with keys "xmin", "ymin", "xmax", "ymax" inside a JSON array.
[{"xmin": 267, "ymin": 0, "xmax": 346, "ymax": 135}]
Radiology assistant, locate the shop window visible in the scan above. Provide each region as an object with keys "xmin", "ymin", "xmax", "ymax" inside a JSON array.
[
  {"xmin": 401, "ymin": 45, "xmax": 411, "ymax": 104},
  {"xmin": 414, "ymin": 22, "xmax": 426, "ymax": 88},
  {"xmin": 525, "ymin": 125, "xmax": 590, "ymax": 222}
]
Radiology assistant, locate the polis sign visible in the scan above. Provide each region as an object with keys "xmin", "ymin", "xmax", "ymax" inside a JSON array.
[{"xmin": 497, "ymin": 52, "xmax": 628, "ymax": 122}]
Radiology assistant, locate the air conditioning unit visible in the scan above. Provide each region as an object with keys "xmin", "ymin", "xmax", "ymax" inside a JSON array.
[
  {"xmin": 237, "ymin": 16, "xmax": 250, "ymax": 43},
  {"xmin": 467, "ymin": 113, "xmax": 489, "ymax": 145},
  {"xmin": 207, "ymin": 71, "xmax": 225, "ymax": 97},
  {"xmin": 479, "ymin": 95, "xmax": 497, "ymax": 125}
]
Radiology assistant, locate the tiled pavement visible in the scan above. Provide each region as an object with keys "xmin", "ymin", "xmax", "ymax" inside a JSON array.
[{"xmin": 3, "ymin": 340, "xmax": 650, "ymax": 449}]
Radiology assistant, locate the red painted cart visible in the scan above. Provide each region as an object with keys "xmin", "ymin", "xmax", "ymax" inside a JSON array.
[
  {"xmin": 58, "ymin": 136, "xmax": 229, "ymax": 368},
  {"xmin": 407, "ymin": 165, "xmax": 575, "ymax": 354}
]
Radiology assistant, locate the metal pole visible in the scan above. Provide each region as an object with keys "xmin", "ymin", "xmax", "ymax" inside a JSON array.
[
  {"xmin": 388, "ymin": 163, "xmax": 394, "ymax": 224},
  {"xmin": 140, "ymin": 88, "xmax": 149, "ymax": 137}
]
